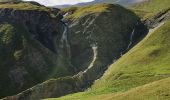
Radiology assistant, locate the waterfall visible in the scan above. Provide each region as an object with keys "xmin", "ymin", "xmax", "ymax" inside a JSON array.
[
  {"xmin": 120, "ymin": 28, "xmax": 135, "ymax": 56},
  {"xmin": 126, "ymin": 28, "xmax": 135, "ymax": 50},
  {"xmin": 63, "ymin": 12, "xmax": 69, "ymax": 17},
  {"xmin": 60, "ymin": 21, "xmax": 72, "ymax": 62},
  {"xmin": 60, "ymin": 23, "xmax": 69, "ymax": 48},
  {"xmin": 88, "ymin": 44, "xmax": 98, "ymax": 69},
  {"xmin": 60, "ymin": 11, "xmax": 70, "ymax": 48},
  {"xmin": 83, "ymin": 43, "xmax": 98, "ymax": 73}
]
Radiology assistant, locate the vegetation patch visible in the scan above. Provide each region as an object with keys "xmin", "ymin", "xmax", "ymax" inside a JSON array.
[
  {"xmin": 131, "ymin": 0, "xmax": 170, "ymax": 19},
  {"xmin": 0, "ymin": 1, "xmax": 50, "ymax": 11}
]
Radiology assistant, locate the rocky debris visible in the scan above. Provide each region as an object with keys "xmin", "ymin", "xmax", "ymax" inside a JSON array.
[{"xmin": 144, "ymin": 8, "xmax": 170, "ymax": 28}]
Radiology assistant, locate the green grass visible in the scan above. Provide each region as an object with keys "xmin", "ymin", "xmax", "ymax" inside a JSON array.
[
  {"xmin": 61, "ymin": 4, "xmax": 124, "ymax": 20},
  {"xmin": 0, "ymin": 2, "xmax": 49, "ymax": 11},
  {"xmin": 46, "ymin": 18, "xmax": 170, "ymax": 100},
  {"xmin": 47, "ymin": 77, "xmax": 170, "ymax": 100},
  {"xmin": 101, "ymin": 77, "xmax": 170, "ymax": 100},
  {"xmin": 131, "ymin": 0, "xmax": 170, "ymax": 19}
]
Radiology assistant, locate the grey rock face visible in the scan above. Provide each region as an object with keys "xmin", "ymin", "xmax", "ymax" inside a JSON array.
[
  {"xmin": 0, "ymin": 3, "xmax": 74, "ymax": 98},
  {"xmin": 0, "ymin": 8, "xmax": 63, "ymax": 52}
]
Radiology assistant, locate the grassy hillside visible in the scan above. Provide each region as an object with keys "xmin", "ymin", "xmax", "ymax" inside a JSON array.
[
  {"xmin": 48, "ymin": 77, "xmax": 170, "ymax": 100},
  {"xmin": 100, "ymin": 77, "xmax": 170, "ymax": 100},
  {"xmin": 131, "ymin": 0, "xmax": 170, "ymax": 19},
  {"xmin": 61, "ymin": 4, "xmax": 108, "ymax": 20},
  {"xmin": 46, "ymin": 16, "xmax": 170, "ymax": 100},
  {"xmin": 61, "ymin": 4, "xmax": 130, "ymax": 20},
  {"xmin": 0, "ymin": 2, "xmax": 49, "ymax": 11}
]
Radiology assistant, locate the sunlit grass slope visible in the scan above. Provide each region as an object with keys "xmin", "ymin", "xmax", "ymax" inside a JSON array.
[
  {"xmin": 46, "ymin": 18, "xmax": 170, "ymax": 100},
  {"xmin": 131, "ymin": 0, "xmax": 170, "ymax": 18},
  {"xmin": 48, "ymin": 77, "xmax": 170, "ymax": 100},
  {"xmin": 101, "ymin": 77, "xmax": 170, "ymax": 100}
]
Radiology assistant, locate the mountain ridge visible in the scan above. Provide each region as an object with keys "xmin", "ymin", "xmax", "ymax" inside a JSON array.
[{"xmin": 54, "ymin": 0, "xmax": 146, "ymax": 8}]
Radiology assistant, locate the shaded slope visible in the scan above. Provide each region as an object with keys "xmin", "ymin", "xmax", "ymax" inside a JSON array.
[
  {"xmin": 0, "ymin": 2, "xmax": 75, "ymax": 98},
  {"xmin": 65, "ymin": 4, "xmax": 147, "ymax": 72},
  {"xmin": 47, "ymin": 9, "xmax": 170, "ymax": 100}
]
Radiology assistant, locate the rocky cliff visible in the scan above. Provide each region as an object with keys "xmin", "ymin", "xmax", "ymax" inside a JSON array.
[
  {"xmin": 3, "ymin": 3, "xmax": 148, "ymax": 100},
  {"xmin": 0, "ymin": 2, "xmax": 76, "ymax": 98}
]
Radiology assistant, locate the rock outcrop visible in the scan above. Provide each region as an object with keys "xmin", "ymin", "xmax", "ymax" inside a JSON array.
[
  {"xmin": 0, "ymin": 2, "xmax": 75, "ymax": 98},
  {"xmin": 144, "ymin": 7, "xmax": 170, "ymax": 28}
]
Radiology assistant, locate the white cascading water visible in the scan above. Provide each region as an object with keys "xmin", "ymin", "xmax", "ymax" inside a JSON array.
[
  {"xmin": 60, "ymin": 13, "xmax": 73, "ymax": 69},
  {"xmin": 126, "ymin": 28, "xmax": 135, "ymax": 50},
  {"xmin": 120, "ymin": 28, "xmax": 135, "ymax": 56},
  {"xmin": 63, "ymin": 12, "xmax": 69, "ymax": 17},
  {"xmin": 120, "ymin": 22, "xmax": 165, "ymax": 56},
  {"xmin": 83, "ymin": 43, "xmax": 98, "ymax": 73},
  {"xmin": 88, "ymin": 44, "xmax": 98, "ymax": 69},
  {"xmin": 61, "ymin": 23, "xmax": 69, "ymax": 48},
  {"xmin": 61, "ymin": 12, "xmax": 70, "ymax": 48}
]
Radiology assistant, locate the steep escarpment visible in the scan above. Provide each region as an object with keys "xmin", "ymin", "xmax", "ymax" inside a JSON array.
[
  {"xmin": 0, "ymin": 2, "xmax": 75, "ymax": 98},
  {"xmin": 64, "ymin": 4, "xmax": 148, "ymax": 74},
  {"xmin": 4, "ymin": 4, "xmax": 148, "ymax": 100},
  {"xmin": 52, "ymin": 6, "xmax": 170, "ymax": 100},
  {"xmin": 64, "ymin": 4, "xmax": 148, "ymax": 89}
]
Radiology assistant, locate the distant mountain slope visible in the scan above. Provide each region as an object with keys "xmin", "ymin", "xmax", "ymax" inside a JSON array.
[
  {"xmin": 54, "ymin": 0, "xmax": 145, "ymax": 8},
  {"xmin": 131, "ymin": 0, "xmax": 170, "ymax": 18}
]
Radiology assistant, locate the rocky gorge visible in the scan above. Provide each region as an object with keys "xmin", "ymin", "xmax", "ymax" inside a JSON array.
[{"xmin": 0, "ymin": 2, "xmax": 150, "ymax": 100}]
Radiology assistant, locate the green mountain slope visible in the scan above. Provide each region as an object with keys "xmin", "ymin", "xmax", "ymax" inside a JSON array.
[
  {"xmin": 0, "ymin": 1, "xmax": 48, "ymax": 11},
  {"xmin": 101, "ymin": 77, "xmax": 170, "ymax": 100},
  {"xmin": 47, "ymin": 10, "xmax": 170, "ymax": 100},
  {"xmin": 48, "ymin": 77, "xmax": 170, "ymax": 100},
  {"xmin": 131, "ymin": 0, "xmax": 170, "ymax": 18}
]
